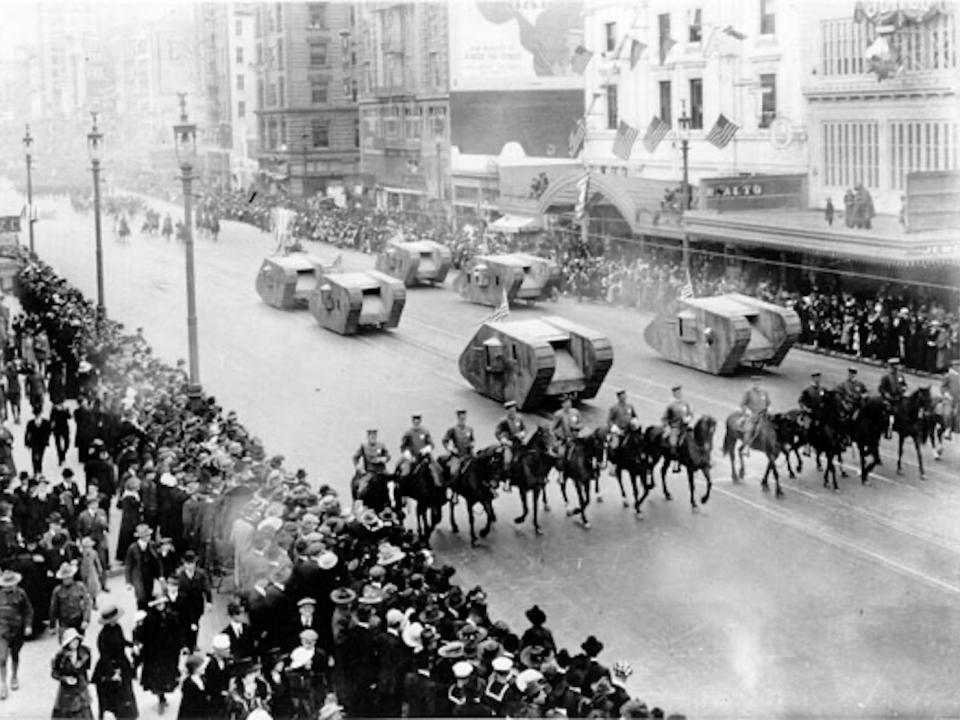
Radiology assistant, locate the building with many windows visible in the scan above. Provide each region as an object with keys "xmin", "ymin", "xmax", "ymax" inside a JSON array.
[{"xmin": 254, "ymin": 2, "xmax": 361, "ymax": 197}]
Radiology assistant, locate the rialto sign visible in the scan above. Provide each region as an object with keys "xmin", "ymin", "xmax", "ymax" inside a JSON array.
[{"xmin": 704, "ymin": 183, "xmax": 764, "ymax": 198}]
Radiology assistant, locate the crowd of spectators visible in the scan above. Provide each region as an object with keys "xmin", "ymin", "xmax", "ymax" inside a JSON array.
[{"xmin": 0, "ymin": 258, "xmax": 681, "ymax": 719}]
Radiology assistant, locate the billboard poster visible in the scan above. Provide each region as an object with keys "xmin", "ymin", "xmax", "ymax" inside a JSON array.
[{"xmin": 449, "ymin": 0, "xmax": 583, "ymax": 92}]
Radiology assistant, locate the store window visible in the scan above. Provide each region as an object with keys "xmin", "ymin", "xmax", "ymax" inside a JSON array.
[
  {"xmin": 759, "ymin": 73, "xmax": 776, "ymax": 128},
  {"xmin": 312, "ymin": 119, "xmax": 330, "ymax": 148},
  {"xmin": 688, "ymin": 78, "xmax": 703, "ymax": 129},
  {"xmin": 659, "ymin": 81, "xmax": 672, "ymax": 126},
  {"xmin": 606, "ymin": 84, "xmax": 618, "ymax": 130}
]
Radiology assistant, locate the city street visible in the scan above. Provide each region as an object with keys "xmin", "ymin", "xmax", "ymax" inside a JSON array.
[{"xmin": 2, "ymin": 187, "xmax": 957, "ymax": 719}]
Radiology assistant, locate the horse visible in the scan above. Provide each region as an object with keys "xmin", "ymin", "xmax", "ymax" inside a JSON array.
[
  {"xmin": 670, "ymin": 415, "xmax": 716, "ymax": 509},
  {"xmin": 848, "ymin": 395, "xmax": 887, "ymax": 484},
  {"xmin": 723, "ymin": 411, "xmax": 784, "ymax": 497},
  {"xmin": 805, "ymin": 390, "xmax": 849, "ymax": 491},
  {"xmin": 642, "ymin": 423, "xmax": 689, "ymax": 502},
  {"xmin": 926, "ymin": 393, "xmax": 949, "ymax": 461},
  {"xmin": 606, "ymin": 424, "xmax": 650, "ymax": 513},
  {"xmin": 444, "ymin": 445, "xmax": 500, "ymax": 546},
  {"xmin": 397, "ymin": 456, "xmax": 444, "ymax": 541},
  {"xmin": 773, "ymin": 410, "xmax": 806, "ymax": 479},
  {"xmin": 554, "ymin": 434, "xmax": 597, "ymax": 529},
  {"xmin": 894, "ymin": 386, "xmax": 933, "ymax": 478},
  {"xmin": 512, "ymin": 425, "xmax": 555, "ymax": 535},
  {"xmin": 350, "ymin": 470, "xmax": 398, "ymax": 514}
]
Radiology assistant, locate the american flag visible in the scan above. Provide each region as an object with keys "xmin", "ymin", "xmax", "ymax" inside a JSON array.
[
  {"xmin": 574, "ymin": 173, "xmax": 589, "ymax": 221},
  {"xmin": 680, "ymin": 269, "xmax": 695, "ymax": 299},
  {"xmin": 629, "ymin": 39, "xmax": 647, "ymax": 70},
  {"xmin": 659, "ymin": 37, "xmax": 677, "ymax": 65},
  {"xmin": 570, "ymin": 45, "xmax": 594, "ymax": 75},
  {"xmin": 568, "ymin": 119, "xmax": 586, "ymax": 158},
  {"xmin": 642, "ymin": 115, "xmax": 671, "ymax": 153},
  {"xmin": 706, "ymin": 114, "xmax": 740, "ymax": 149},
  {"xmin": 612, "ymin": 121, "xmax": 639, "ymax": 160},
  {"xmin": 485, "ymin": 288, "xmax": 511, "ymax": 323},
  {"xmin": 331, "ymin": 253, "xmax": 344, "ymax": 271}
]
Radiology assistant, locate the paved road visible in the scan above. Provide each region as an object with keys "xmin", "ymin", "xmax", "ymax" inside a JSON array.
[{"xmin": 5, "ymin": 187, "xmax": 960, "ymax": 719}]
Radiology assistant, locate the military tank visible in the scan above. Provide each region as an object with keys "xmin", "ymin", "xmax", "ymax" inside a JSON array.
[
  {"xmin": 255, "ymin": 253, "xmax": 334, "ymax": 309},
  {"xmin": 308, "ymin": 270, "xmax": 406, "ymax": 335},
  {"xmin": 459, "ymin": 315, "xmax": 613, "ymax": 409},
  {"xmin": 458, "ymin": 253, "xmax": 560, "ymax": 307},
  {"xmin": 643, "ymin": 292, "xmax": 801, "ymax": 375},
  {"xmin": 375, "ymin": 240, "xmax": 452, "ymax": 286}
]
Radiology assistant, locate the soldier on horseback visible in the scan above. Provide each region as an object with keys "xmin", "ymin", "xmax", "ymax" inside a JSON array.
[
  {"xmin": 878, "ymin": 358, "xmax": 907, "ymax": 438},
  {"xmin": 740, "ymin": 376, "xmax": 771, "ymax": 455},
  {"xmin": 399, "ymin": 415, "xmax": 438, "ymax": 484},
  {"xmin": 607, "ymin": 390, "xmax": 639, "ymax": 449},
  {"xmin": 495, "ymin": 401, "xmax": 526, "ymax": 491},
  {"xmin": 797, "ymin": 372, "xmax": 825, "ymax": 438},
  {"xmin": 551, "ymin": 393, "xmax": 582, "ymax": 463},
  {"xmin": 662, "ymin": 385, "xmax": 693, "ymax": 469},
  {"xmin": 353, "ymin": 429, "xmax": 391, "ymax": 476},
  {"xmin": 441, "ymin": 410, "xmax": 475, "ymax": 481},
  {"xmin": 837, "ymin": 367, "xmax": 867, "ymax": 418}
]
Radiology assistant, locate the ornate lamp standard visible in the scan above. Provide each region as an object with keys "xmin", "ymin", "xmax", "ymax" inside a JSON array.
[
  {"xmin": 677, "ymin": 99, "xmax": 692, "ymax": 211},
  {"xmin": 86, "ymin": 112, "xmax": 105, "ymax": 310},
  {"xmin": 173, "ymin": 95, "xmax": 202, "ymax": 397},
  {"xmin": 22, "ymin": 125, "xmax": 35, "ymax": 254}
]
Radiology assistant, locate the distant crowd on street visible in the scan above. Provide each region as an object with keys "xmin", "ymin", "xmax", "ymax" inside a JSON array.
[{"xmin": 0, "ymin": 258, "xmax": 679, "ymax": 719}]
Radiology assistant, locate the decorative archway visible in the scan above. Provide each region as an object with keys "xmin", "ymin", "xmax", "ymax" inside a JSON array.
[{"xmin": 536, "ymin": 171, "xmax": 644, "ymax": 234}]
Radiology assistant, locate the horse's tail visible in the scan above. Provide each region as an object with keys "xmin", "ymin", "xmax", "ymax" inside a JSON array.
[{"xmin": 722, "ymin": 414, "xmax": 740, "ymax": 456}]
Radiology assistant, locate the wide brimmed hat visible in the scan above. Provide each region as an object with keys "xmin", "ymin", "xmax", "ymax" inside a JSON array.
[
  {"xmin": 419, "ymin": 604, "xmax": 444, "ymax": 626},
  {"xmin": 520, "ymin": 644, "xmax": 550, "ymax": 669},
  {"xmin": 80, "ymin": 536, "xmax": 96, "ymax": 548},
  {"xmin": 0, "ymin": 570, "xmax": 22, "ymax": 587},
  {"xmin": 358, "ymin": 584, "xmax": 384, "ymax": 605},
  {"xmin": 580, "ymin": 635, "xmax": 604, "ymax": 657},
  {"xmin": 437, "ymin": 640, "xmax": 466, "ymax": 659},
  {"xmin": 99, "ymin": 605, "xmax": 123, "ymax": 623},
  {"xmin": 515, "ymin": 668, "xmax": 545, "ymax": 693},
  {"xmin": 134, "ymin": 523, "xmax": 152, "ymax": 538},
  {"xmin": 60, "ymin": 627, "xmax": 82, "ymax": 648},
  {"xmin": 147, "ymin": 593, "xmax": 170, "ymax": 607},
  {"xmin": 402, "ymin": 621, "xmax": 425, "ymax": 651},
  {"xmin": 525, "ymin": 605, "xmax": 547, "ymax": 626},
  {"xmin": 458, "ymin": 622, "xmax": 489, "ymax": 644},
  {"xmin": 330, "ymin": 587, "xmax": 357, "ymax": 605},
  {"xmin": 55, "ymin": 562, "xmax": 77, "ymax": 580},
  {"xmin": 317, "ymin": 551, "xmax": 338, "ymax": 570},
  {"xmin": 359, "ymin": 509, "xmax": 383, "ymax": 531},
  {"xmin": 376, "ymin": 543, "xmax": 406, "ymax": 566}
]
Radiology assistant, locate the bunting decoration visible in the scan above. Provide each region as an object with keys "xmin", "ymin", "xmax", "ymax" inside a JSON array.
[
  {"xmin": 680, "ymin": 268, "xmax": 695, "ymax": 299},
  {"xmin": 642, "ymin": 116, "xmax": 671, "ymax": 154},
  {"xmin": 568, "ymin": 119, "xmax": 586, "ymax": 158},
  {"xmin": 611, "ymin": 121, "xmax": 640, "ymax": 160},
  {"xmin": 570, "ymin": 45, "xmax": 594, "ymax": 75},
  {"xmin": 629, "ymin": 39, "xmax": 647, "ymax": 69},
  {"xmin": 705, "ymin": 114, "xmax": 740, "ymax": 149}
]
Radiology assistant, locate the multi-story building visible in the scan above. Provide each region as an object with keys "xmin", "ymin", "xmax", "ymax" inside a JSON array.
[
  {"xmin": 196, "ymin": 3, "xmax": 258, "ymax": 189},
  {"xmin": 254, "ymin": 2, "xmax": 361, "ymax": 197},
  {"xmin": 356, "ymin": 1, "xmax": 450, "ymax": 212}
]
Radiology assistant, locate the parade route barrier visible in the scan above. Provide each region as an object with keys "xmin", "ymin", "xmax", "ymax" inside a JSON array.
[
  {"xmin": 375, "ymin": 239, "xmax": 452, "ymax": 286},
  {"xmin": 255, "ymin": 253, "xmax": 333, "ymax": 309},
  {"xmin": 643, "ymin": 292, "xmax": 800, "ymax": 374},
  {"xmin": 309, "ymin": 270, "xmax": 406, "ymax": 335},
  {"xmin": 459, "ymin": 315, "xmax": 613, "ymax": 409},
  {"xmin": 458, "ymin": 253, "xmax": 561, "ymax": 307}
]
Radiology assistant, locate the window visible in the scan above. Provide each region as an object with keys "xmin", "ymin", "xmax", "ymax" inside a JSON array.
[
  {"xmin": 310, "ymin": 43, "xmax": 327, "ymax": 67},
  {"xmin": 820, "ymin": 15, "xmax": 955, "ymax": 76},
  {"xmin": 278, "ymin": 76, "xmax": 284, "ymax": 107},
  {"xmin": 236, "ymin": 74, "xmax": 244, "ymax": 91},
  {"xmin": 759, "ymin": 73, "xmax": 776, "ymax": 128},
  {"xmin": 658, "ymin": 13, "xmax": 671, "ymax": 62},
  {"xmin": 237, "ymin": 101, "xmax": 246, "ymax": 118},
  {"xmin": 257, "ymin": 79, "xmax": 264, "ymax": 108},
  {"xmin": 688, "ymin": 9, "xmax": 702, "ymax": 43},
  {"xmin": 275, "ymin": 3, "xmax": 282, "ymax": 31},
  {"xmin": 605, "ymin": 22, "xmax": 617, "ymax": 53},
  {"xmin": 605, "ymin": 84, "xmax": 618, "ymax": 130},
  {"xmin": 351, "ymin": 80, "xmax": 358, "ymax": 103},
  {"xmin": 689, "ymin": 78, "xmax": 703, "ymax": 129},
  {"xmin": 888, "ymin": 120, "xmax": 959, "ymax": 189},
  {"xmin": 312, "ymin": 119, "xmax": 329, "ymax": 148},
  {"xmin": 343, "ymin": 79, "xmax": 351, "ymax": 97},
  {"xmin": 353, "ymin": 118, "xmax": 360, "ymax": 148},
  {"xmin": 659, "ymin": 81, "xmax": 672, "ymax": 126},
  {"xmin": 428, "ymin": 52, "xmax": 442, "ymax": 87},
  {"xmin": 276, "ymin": 39, "xmax": 283, "ymax": 70},
  {"xmin": 236, "ymin": 47, "xmax": 244, "ymax": 64},
  {"xmin": 235, "ymin": 19, "xmax": 242, "ymax": 36},
  {"xmin": 405, "ymin": 105, "xmax": 421, "ymax": 138},
  {"xmin": 340, "ymin": 34, "xmax": 350, "ymax": 57},
  {"xmin": 266, "ymin": 82, "xmax": 276, "ymax": 107},
  {"xmin": 385, "ymin": 105, "xmax": 401, "ymax": 138},
  {"xmin": 821, "ymin": 121, "xmax": 880, "ymax": 189},
  {"xmin": 760, "ymin": 0, "xmax": 775, "ymax": 35},
  {"xmin": 429, "ymin": 106, "xmax": 446, "ymax": 137},
  {"xmin": 311, "ymin": 81, "xmax": 328, "ymax": 104},
  {"xmin": 308, "ymin": 3, "xmax": 327, "ymax": 29}
]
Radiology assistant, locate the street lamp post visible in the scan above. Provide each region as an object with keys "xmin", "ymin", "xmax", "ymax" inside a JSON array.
[
  {"xmin": 22, "ymin": 125, "xmax": 35, "ymax": 254},
  {"xmin": 677, "ymin": 100, "xmax": 692, "ymax": 269},
  {"xmin": 86, "ymin": 113, "xmax": 105, "ymax": 311},
  {"xmin": 173, "ymin": 95, "xmax": 202, "ymax": 396},
  {"xmin": 301, "ymin": 132, "xmax": 309, "ymax": 197}
]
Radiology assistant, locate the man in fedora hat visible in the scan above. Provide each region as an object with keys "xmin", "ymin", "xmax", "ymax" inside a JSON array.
[
  {"xmin": 174, "ymin": 550, "xmax": 212, "ymax": 651},
  {"xmin": 48, "ymin": 562, "xmax": 91, "ymax": 643},
  {"xmin": 203, "ymin": 633, "xmax": 234, "ymax": 720},
  {"xmin": 0, "ymin": 569, "xmax": 32, "ymax": 700},
  {"xmin": 376, "ymin": 607, "xmax": 411, "ymax": 717},
  {"xmin": 343, "ymin": 602, "xmax": 380, "ymax": 716},
  {"xmin": 124, "ymin": 523, "xmax": 160, "ymax": 609},
  {"xmin": 24, "ymin": 411, "xmax": 52, "ymax": 476}
]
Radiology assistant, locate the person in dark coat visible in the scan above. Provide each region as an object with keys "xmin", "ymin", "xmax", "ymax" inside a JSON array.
[
  {"xmin": 92, "ymin": 605, "xmax": 138, "ymax": 720},
  {"xmin": 342, "ymin": 603, "xmax": 380, "ymax": 717},
  {"xmin": 221, "ymin": 602, "xmax": 256, "ymax": 660},
  {"xmin": 50, "ymin": 627, "xmax": 94, "ymax": 719},
  {"xmin": 177, "ymin": 652, "xmax": 212, "ymax": 720},
  {"xmin": 3, "ymin": 361, "xmax": 20, "ymax": 424},
  {"xmin": 403, "ymin": 652, "xmax": 446, "ymax": 718},
  {"xmin": 47, "ymin": 358, "xmax": 68, "ymax": 407},
  {"xmin": 138, "ymin": 471, "xmax": 159, "ymax": 530},
  {"xmin": 520, "ymin": 604, "xmax": 556, "ymax": 653},
  {"xmin": 0, "ymin": 426, "xmax": 15, "ymax": 477},
  {"xmin": 156, "ymin": 474, "xmax": 187, "ymax": 552},
  {"xmin": 203, "ymin": 634, "xmax": 234, "ymax": 720},
  {"xmin": 73, "ymin": 397, "xmax": 95, "ymax": 464},
  {"xmin": 124, "ymin": 524, "xmax": 159, "ymax": 609},
  {"xmin": 76, "ymin": 496, "xmax": 109, "ymax": 586},
  {"xmin": 0, "ymin": 569, "xmax": 33, "ymax": 700},
  {"xmin": 115, "ymin": 479, "xmax": 142, "ymax": 563},
  {"xmin": 50, "ymin": 403, "xmax": 71, "ymax": 466},
  {"xmin": 23, "ymin": 365, "xmax": 45, "ymax": 417},
  {"xmin": 5, "ymin": 537, "xmax": 49, "ymax": 637},
  {"xmin": 263, "ymin": 650, "xmax": 294, "ymax": 720},
  {"xmin": 175, "ymin": 550, "xmax": 212, "ymax": 652},
  {"xmin": 84, "ymin": 445, "xmax": 116, "ymax": 517},
  {"xmin": 24, "ymin": 413, "xmax": 52, "ymax": 476},
  {"xmin": 136, "ymin": 593, "xmax": 184, "ymax": 713},
  {"xmin": 377, "ymin": 608, "xmax": 412, "ymax": 716}
]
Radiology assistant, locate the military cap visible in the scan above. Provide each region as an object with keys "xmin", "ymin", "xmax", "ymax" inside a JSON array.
[
  {"xmin": 848, "ymin": 367, "xmax": 858, "ymax": 374},
  {"xmin": 616, "ymin": 389, "xmax": 627, "ymax": 397},
  {"xmin": 366, "ymin": 428, "xmax": 378, "ymax": 434},
  {"xmin": 811, "ymin": 372, "xmax": 821, "ymax": 378},
  {"xmin": 504, "ymin": 400, "xmax": 518, "ymax": 409},
  {"xmin": 455, "ymin": 409, "xmax": 467, "ymax": 416},
  {"xmin": 671, "ymin": 384, "xmax": 682, "ymax": 392},
  {"xmin": 411, "ymin": 414, "xmax": 422, "ymax": 421}
]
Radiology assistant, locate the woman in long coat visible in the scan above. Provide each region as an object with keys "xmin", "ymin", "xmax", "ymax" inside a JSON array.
[
  {"xmin": 92, "ymin": 606, "xmax": 138, "ymax": 720},
  {"xmin": 115, "ymin": 479, "xmax": 142, "ymax": 562},
  {"xmin": 51, "ymin": 627, "xmax": 94, "ymax": 719},
  {"xmin": 177, "ymin": 653, "xmax": 212, "ymax": 720},
  {"xmin": 136, "ymin": 595, "xmax": 183, "ymax": 713}
]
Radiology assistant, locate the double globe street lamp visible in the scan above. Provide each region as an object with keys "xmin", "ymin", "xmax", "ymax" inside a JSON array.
[
  {"xmin": 173, "ymin": 95, "xmax": 203, "ymax": 402},
  {"xmin": 87, "ymin": 112, "xmax": 105, "ymax": 311},
  {"xmin": 22, "ymin": 125, "xmax": 35, "ymax": 254}
]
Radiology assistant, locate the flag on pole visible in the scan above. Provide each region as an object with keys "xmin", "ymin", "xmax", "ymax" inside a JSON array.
[
  {"xmin": 273, "ymin": 207, "xmax": 293, "ymax": 252},
  {"xmin": 659, "ymin": 37, "xmax": 677, "ymax": 65},
  {"xmin": 570, "ymin": 45, "xmax": 594, "ymax": 75},
  {"xmin": 705, "ymin": 113, "xmax": 740, "ymax": 149},
  {"xmin": 629, "ymin": 39, "xmax": 647, "ymax": 69},
  {"xmin": 574, "ymin": 173, "xmax": 589, "ymax": 221},
  {"xmin": 611, "ymin": 121, "xmax": 640, "ymax": 160},
  {"xmin": 680, "ymin": 269, "xmax": 695, "ymax": 299},
  {"xmin": 722, "ymin": 25, "xmax": 747, "ymax": 40},
  {"xmin": 331, "ymin": 253, "xmax": 344, "ymax": 271},
  {"xmin": 642, "ymin": 115, "xmax": 671, "ymax": 153},
  {"xmin": 568, "ymin": 119, "xmax": 586, "ymax": 158},
  {"xmin": 701, "ymin": 26, "xmax": 719, "ymax": 58},
  {"xmin": 485, "ymin": 288, "xmax": 511, "ymax": 323}
]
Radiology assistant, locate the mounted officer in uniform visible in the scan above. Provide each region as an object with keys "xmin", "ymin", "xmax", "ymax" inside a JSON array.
[
  {"xmin": 878, "ymin": 358, "xmax": 907, "ymax": 438},
  {"xmin": 740, "ymin": 376, "xmax": 771, "ymax": 455},
  {"xmin": 353, "ymin": 429, "xmax": 391, "ymax": 477},
  {"xmin": 836, "ymin": 367, "xmax": 868, "ymax": 421},
  {"xmin": 399, "ymin": 415, "xmax": 440, "ymax": 486},
  {"xmin": 662, "ymin": 385, "xmax": 693, "ymax": 463},
  {"xmin": 551, "ymin": 393, "xmax": 582, "ymax": 463},
  {"xmin": 441, "ymin": 410, "xmax": 475, "ymax": 482},
  {"xmin": 607, "ymin": 389, "xmax": 639, "ymax": 475},
  {"xmin": 495, "ymin": 401, "xmax": 526, "ymax": 491},
  {"xmin": 798, "ymin": 372, "xmax": 825, "ymax": 431}
]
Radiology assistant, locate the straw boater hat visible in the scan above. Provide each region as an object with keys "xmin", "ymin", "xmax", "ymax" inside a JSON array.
[
  {"xmin": 60, "ymin": 627, "xmax": 82, "ymax": 648},
  {"xmin": 134, "ymin": 523, "xmax": 152, "ymax": 539},
  {"xmin": 358, "ymin": 584, "xmax": 384, "ymax": 605},
  {"xmin": 376, "ymin": 543, "xmax": 406, "ymax": 566},
  {"xmin": 0, "ymin": 570, "xmax": 22, "ymax": 587},
  {"xmin": 329, "ymin": 587, "xmax": 357, "ymax": 606},
  {"xmin": 99, "ymin": 605, "xmax": 124, "ymax": 624},
  {"xmin": 317, "ymin": 551, "xmax": 338, "ymax": 571},
  {"xmin": 55, "ymin": 562, "xmax": 77, "ymax": 580},
  {"xmin": 437, "ymin": 640, "xmax": 466, "ymax": 659}
]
